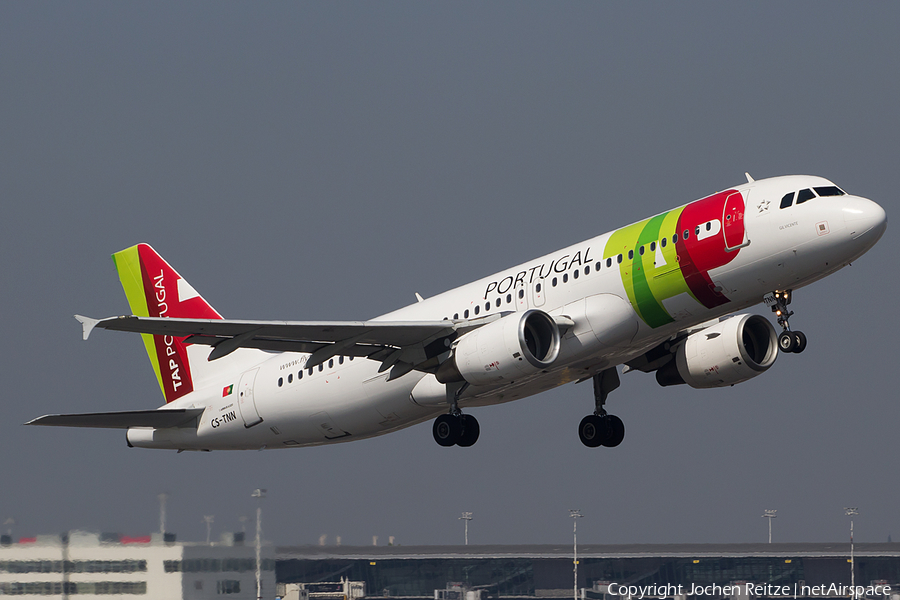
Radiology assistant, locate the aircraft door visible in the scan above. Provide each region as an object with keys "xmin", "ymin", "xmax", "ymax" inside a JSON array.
[
  {"xmin": 723, "ymin": 192, "xmax": 750, "ymax": 251},
  {"xmin": 236, "ymin": 368, "xmax": 263, "ymax": 428}
]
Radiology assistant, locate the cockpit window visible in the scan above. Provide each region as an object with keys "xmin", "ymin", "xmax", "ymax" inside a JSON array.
[
  {"xmin": 796, "ymin": 188, "xmax": 816, "ymax": 204},
  {"xmin": 780, "ymin": 192, "xmax": 794, "ymax": 209},
  {"xmin": 814, "ymin": 185, "xmax": 845, "ymax": 197}
]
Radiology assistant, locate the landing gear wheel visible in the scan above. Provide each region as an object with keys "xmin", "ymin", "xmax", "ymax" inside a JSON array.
[
  {"xmin": 793, "ymin": 331, "xmax": 807, "ymax": 353},
  {"xmin": 778, "ymin": 330, "xmax": 797, "ymax": 353},
  {"xmin": 457, "ymin": 414, "xmax": 480, "ymax": 447},
  {"xmin": 600, "ymin": 415, "xmax": 625, "ymax": 448},
  {"xmin": 433, "ymin": 414, "xmax": 461, "ymax": 447},
  {"xmin": 578, "ymin": 415, "xmax": 606, "ymax": 448}
]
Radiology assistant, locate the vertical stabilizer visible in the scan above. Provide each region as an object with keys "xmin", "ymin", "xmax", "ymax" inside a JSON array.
[{"xmin": 112, "ymin": 244, "xmax": 223, "ymax": 403}]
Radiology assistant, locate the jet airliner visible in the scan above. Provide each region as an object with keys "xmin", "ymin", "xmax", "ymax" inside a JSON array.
[{"xmin": 29, "ymin": 174, "xmax": 886, "ymax": 450}]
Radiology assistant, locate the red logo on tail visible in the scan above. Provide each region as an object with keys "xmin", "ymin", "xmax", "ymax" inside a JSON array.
[{"xmin": 137, "ymin": 244, "xmax": 221, "ymax": 403}]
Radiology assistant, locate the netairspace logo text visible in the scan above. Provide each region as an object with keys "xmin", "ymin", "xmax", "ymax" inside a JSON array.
[{"xmin": 606, "ymin": 583, "xmax": 891, "ymax": 598}]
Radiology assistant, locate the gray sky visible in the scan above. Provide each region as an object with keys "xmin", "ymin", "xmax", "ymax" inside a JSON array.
[{"xmin": 1, "ymin": 2, "xmax": 897, "ymax": 547}]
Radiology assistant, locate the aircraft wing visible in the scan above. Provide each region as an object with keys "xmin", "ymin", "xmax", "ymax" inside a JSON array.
[
  {"xmin": 75, "ymin": 313, "xmax": 503, "ymax": 379},
  {"xmin": 26, "ymin": 408, "xmax": 204, "ymax": 429}
]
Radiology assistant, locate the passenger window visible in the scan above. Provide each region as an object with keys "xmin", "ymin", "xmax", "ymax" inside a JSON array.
[
  {"xmin": 278, "ymin": 378, "xmax": 283, "ymax": 387},
  {"xmin": 650, "ymin": 241, "xmax": 656, "ymax": 251},
  {"xmin": 584, "ymin": 266, "xmax": 589, "ymax": 275},
  {"xmin": 552, "ymin": 277, "xmax": 558, "ymax": 287},
  {"xmin": 288, "ymin": 374, "xmax": 293, "ymax": 383},
  {"xmin": 506, "ymin": 293, "xmax": 511, "ymax": 303},
  {"xmin": 307, "ymin": 367, "xmax": 313, "ymax": 375},
  {"xmin": 628, "ymin": 250, "xmax": 634, "ymax": 260},
  {"xmin": 617, "ymin": 254, "xmax": 623, "ymax": 264},
  {"xmin": 796, "ymin": 188, "xmax": 815, "ymax": 204},
  {"xmin": 814, "ymin": 186, "xmax": 845, "ymax": 197},
  {"xmin": 694, "ymin": 225, "xmax": 700, "ymax": 236},
  {"xmin": 573, "ymin": 269, "xmax": 579, "ymax": 279},
  {"xmin": 683, "ymin": 230, "xmax": 689, "ymax": 240},
  {"xmin": 562, "ymin": 273, "xmax": 568, "ymax": 283},
  {"xmin": 705, "ymin": 222, "xmax": 711, "ymax": 231},
  {"xmin": 318, "ymin": 365, "xmax": 323, "ymax": 372},
  {"xmin": 339, "ymin": 356, "xmax": 344, "ymax": 365},
  {"xmin": 464, "ymin": 309, "xmax": 469, "ymax": 318},
  {"xmin": 595, "ymin": 261, "xmax": 602, "ymax": 271},
  {"xmin": 661, "ymin": 237, "xmax": 667, "ymax": 248},
  {"xmin": 474, "ymin": 305, "xmax": 480, "ymax": 315},
  {"xmin": 639, "ymin": 245, "xmax": 644, "ymax": 255},
  {"xmin": 606, "ymin": 258, "xmax": 613, "ymax": 268},
  {"xmin": 453, "ymin": 313, "xmax": 459, "ymax": 320},
  {"xmin": 484, "ymin": 302, "xmax": 490, "ymax": 311},
  {"xmin": 495, "ymin": 298, "xmax": 501, "ymax": 307},
  {"xmin": 536, "ymin": 283, "xmax": 542, "ymax": 292},
  {"xmin": 780, "ymin": 192, "xmax": 794, "ymax": 209},
  {"xmin": 673, "ymin": 234, "xmax": 678, "ymax": 244},
  {"xmin": 298, "ymin": 370, "xmax": 303, "ymax": 379},
  {"xmin": 328, "ymin": 359, "xmax": 333, "ymax": 368},
  {"xmin": 518, "ymin": 289, "xmax": 524, "ymax": 299}
]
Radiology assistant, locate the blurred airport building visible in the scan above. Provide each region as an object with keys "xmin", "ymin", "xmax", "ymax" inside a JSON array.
[
  {"xmin": 0, "ymin": 531, "xmax": 274, "ymax": 598},
  {"xmin": 276, "ymin": 543, "xmax": 900, "ymax": 598},
  {"xmin": 1, "ymin": 535, "xmax": 900, "ymax": 598}
]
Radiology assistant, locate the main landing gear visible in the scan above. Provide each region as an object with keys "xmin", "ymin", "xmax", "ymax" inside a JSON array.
[
  {"xmin": 768, "ymin": 290, "xmax": 807, "ymax": 354},
  {"xmin": 578, "ymin": 368, "xmax": 625, "ymax": 448},
  {"xmin": 433, "ymin": 382, "xmax": 480, "ymax": 447}
]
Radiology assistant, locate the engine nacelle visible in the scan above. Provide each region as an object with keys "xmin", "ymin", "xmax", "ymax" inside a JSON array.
[
  {"xmin": 656, "ymin": 314, "xmax": 778, "ymax": 389},
  {"xmin": 436, "ymin": 310, "xmax": 560, "ymax": 386}
]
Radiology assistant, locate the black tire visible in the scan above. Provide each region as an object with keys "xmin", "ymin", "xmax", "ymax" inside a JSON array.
[
  {"xmin": 578, "ymin": 415, "xmax": 606, "ymax": 448},
  {"xmin": 778, "ymin": 331, "xmax": 796, "ymax": 353},
  {"xmin": 601, "ymin": 415, "xmax": 625, "ymax": 448},
  {"xmin": 433, "ymin": 414, "xmax": 461, "ymax": 447},
  {"xmin": 793, "ymin": 331, "xmax": 807, "ymax": 353},
  {"xmin": 457, "ymin": 414, "xmax": 480, "ymax": 447}
]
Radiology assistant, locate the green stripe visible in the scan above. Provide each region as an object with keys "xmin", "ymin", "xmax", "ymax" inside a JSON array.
[
  {"xmin": 631, "ymin": 214, "xmax": 674, "ymax": 328},
  {"xmin": 112, "ymin": 245, "xmax": 166, "ymax": 400}
]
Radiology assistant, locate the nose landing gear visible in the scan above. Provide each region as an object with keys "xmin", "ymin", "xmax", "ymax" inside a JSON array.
[
  {"xmin": 578, "ymin": 368, "xmax": 625, "ymax": 448},
  {"xmin": 766, "ymin": 290, "xmax": 807, "ymax": 354}
]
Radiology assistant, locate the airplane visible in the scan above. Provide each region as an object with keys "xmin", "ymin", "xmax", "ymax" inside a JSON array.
[{"xmin": 28, "ymin": 174, "xmax": 886, "ymax": 451}]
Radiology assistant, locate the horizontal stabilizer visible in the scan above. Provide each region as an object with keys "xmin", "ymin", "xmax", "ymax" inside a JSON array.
[{"xmin": 25, "ymin": 408, "xmax": 204, "ymax": 429}]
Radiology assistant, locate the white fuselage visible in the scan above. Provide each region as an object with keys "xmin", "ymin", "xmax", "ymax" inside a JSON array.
[{"xmin": 127, "ymin": 175, "xmax": 886, "ymax": 450}]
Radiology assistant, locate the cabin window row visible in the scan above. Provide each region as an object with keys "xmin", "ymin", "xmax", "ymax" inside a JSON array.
[
  {"xmin": 446, "ymin": 233, "xmax": 702, "ymax": 321},
  {"xmin": 277, "ymin": 356, "xmax": 355, "ymax": 387}
]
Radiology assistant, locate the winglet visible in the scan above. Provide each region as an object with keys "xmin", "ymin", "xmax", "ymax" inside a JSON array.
[
  {"xmin": 75, "ymin": 315, "xmax": 101, "ymax": 340},
  {"xmin": 415, "ymin": 292, "xmax": 425, "ymax": 303}
]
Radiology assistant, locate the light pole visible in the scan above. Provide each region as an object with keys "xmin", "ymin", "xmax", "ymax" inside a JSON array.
[
  {"xmin": 252, "ymin": 489, "xmax": 267, "ymax": 600},
  {"xmin": 762, "ymin": 510, "xmax": 776, "ymax": 543},
  {"xmin": 203, "ymin": 515, "xmax": 214, "ymax": 545},
  {"xmin": 845, "ymin": 507, "xmax": 858, "ymax": 598},
  {"xmin": 158, "ymin": 493, "xmax": 168, "ymax": 536},
  {"xmin": 459, "ymin": 512, "xmax": 473, "ymax": 545},
  {"xmin": 570, "ymin": 510, "xmax": 583, "ymax": 600}
]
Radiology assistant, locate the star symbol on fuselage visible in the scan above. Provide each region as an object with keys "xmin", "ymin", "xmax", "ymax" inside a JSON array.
[{"xmin": 757, "ymin": 199, "xmax": 771, "ymax": 213}]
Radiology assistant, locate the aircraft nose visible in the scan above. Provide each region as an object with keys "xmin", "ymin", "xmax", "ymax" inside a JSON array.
[{"xmin": 843, "ymin": 196, "xmax": 887, "ymax": 243}]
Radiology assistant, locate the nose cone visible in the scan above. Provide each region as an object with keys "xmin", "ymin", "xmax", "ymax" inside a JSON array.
[{"xmin": 843, "ymin": 196, "xmax": 887, "ymax": 245}]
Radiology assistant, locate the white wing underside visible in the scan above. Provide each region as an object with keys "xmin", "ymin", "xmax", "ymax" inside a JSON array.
[{"xmin": 76, "ymin": 313, "xmax": 504, "ymax": 377}]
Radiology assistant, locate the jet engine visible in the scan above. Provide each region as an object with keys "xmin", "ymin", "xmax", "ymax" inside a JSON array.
[
  {"xmin": 655, "ymin": 314, "xmax": 778, "ymax": 389},
  {"xmin": 436, "ymin": 310, "xmax": 560, "ymax": 386}
]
